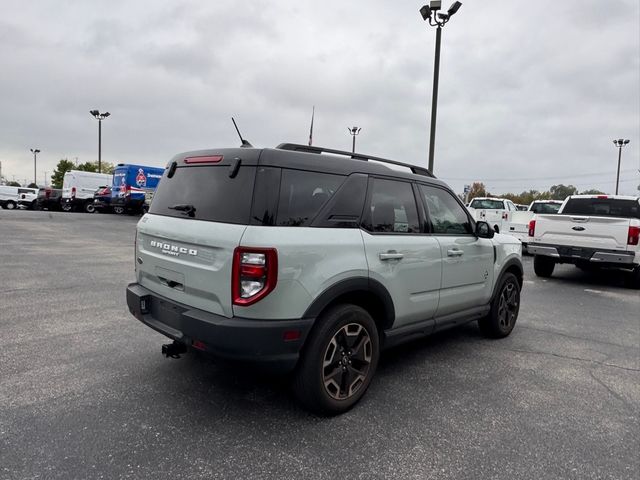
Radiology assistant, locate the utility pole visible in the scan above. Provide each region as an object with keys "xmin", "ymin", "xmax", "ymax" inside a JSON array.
[
  {"xmin": 44, "ymin": 171, "xmax": 48, "ymax": 186},
  {"xmin": 30, "ymin": 148, "xmax": 40, "ymax": 184}
]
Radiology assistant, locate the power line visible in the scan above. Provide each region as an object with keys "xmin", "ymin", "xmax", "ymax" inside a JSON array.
[{"xmin": 442, "ymin": 168, "xmax": 636, "ymax": 182}]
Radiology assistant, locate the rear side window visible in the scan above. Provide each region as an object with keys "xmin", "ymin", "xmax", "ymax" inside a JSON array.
[
  {"xmin": 149, "ymin": 165, "xmax": 256, "ymax": 224},
  {"xmin": 562, "ymin": 198, "xmax": 640, "ymax": 219},
  {"xmin": 362, "ymin": 178, "xmax": 420, "ymax": 234},
  {"xmin": 419, "ymin": 185, "xmax": 473, "ymax": 235},
  {"xmin": 276, "ymin": 169, "xmax": 345, "ymax": 226}
]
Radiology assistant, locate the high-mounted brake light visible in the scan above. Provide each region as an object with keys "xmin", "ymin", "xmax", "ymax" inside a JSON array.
[
  {"xmin": 597, "ymin": 195, "xmax": 608, "ymax": 199},
  {"xmin": 232, "ymin": 247, "xmax": 278, "ymax": 306},
  {"xmin": 528, "ymin": 219, "xmax": 536, "ymax": 237},
  {"xmin": 184, "ymin": 155, "xmax": 224, "ymax": 164},
  {"xmin": 628, "ymin": 226, "xmax": 640, "ymax": 246}
]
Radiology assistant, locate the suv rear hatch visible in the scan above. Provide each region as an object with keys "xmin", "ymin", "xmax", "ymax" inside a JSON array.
[{"xmin": 136, "ymin": 149, "xmax": 261, "ymax": 318}]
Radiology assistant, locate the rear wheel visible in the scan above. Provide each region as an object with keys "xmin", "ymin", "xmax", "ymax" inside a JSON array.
[
  {"xmin": 293, "ymin": 304, "xmax": 379, "ymax": 415},
  {"xmin": 61, "ymin": 203, "xmax": 72, "ymax": 212},
  {"xmin": 113, "ymin": 206, "xmax": 125, "ymax": 214},
  {"xmin": 84, "ymin": 201, "xmax": 96, "ymax": 214},
  {"xmin": 479, "ymin": 273, "xmax": 520, "ymax": 338},
  {"xmin": 5, "ymin": 201, "xmax": 16, "ymax": 210},
  {"xmin": 624, "ymin": 266, "xmax": 640, "ymax": 289},
  {"xmin": 534, "ymin": 255, "xmax": 555, "ymax": 278}
]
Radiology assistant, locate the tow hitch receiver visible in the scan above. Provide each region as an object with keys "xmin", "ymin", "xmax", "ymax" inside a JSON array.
[{"xmin": 162, "ymin": 341, "xmax": 187, "ymax": 359}]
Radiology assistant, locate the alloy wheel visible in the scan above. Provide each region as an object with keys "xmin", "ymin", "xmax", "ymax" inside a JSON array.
[
  {"xmin": 498, "ymin": 282, "xmax": 519, "ymax": 329},
  {"xmin": 322, "ymin": 323, "xmax": 373, "ymax": 400}
]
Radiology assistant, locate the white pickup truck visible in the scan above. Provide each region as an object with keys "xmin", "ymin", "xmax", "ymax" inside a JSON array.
[
  {"xmin": 467, "ymin": 197, "xmax": 518, "ymax": 233},
  {"xmin": 505, "ymin": 200, "xmax": 563, "ymax": 251},
  {"xmin": 528, "ymin": 195, "xmax": 640, "ymax": 287}
]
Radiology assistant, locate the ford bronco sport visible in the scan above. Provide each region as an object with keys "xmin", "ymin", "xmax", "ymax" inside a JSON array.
[{"xmin": 127, "ymin": 143, "xmax": 523, "ymax": 414}]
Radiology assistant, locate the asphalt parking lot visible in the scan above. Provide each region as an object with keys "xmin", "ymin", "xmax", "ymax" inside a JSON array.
[{"xmin": 1, "ymin": 210, "xmax": 638, "ymax": 480}]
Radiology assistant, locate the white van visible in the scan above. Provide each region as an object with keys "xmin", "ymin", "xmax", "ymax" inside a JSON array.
[
  {"xmin": 61, "ymin": 170, "xmax": 113, "ymax": 213},
  {"xmin": 0, "ymin": 186, "xmax": 38, "ymax": 210}
]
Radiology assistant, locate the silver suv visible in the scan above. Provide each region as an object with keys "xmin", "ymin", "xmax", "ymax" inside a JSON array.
[{"xmin": 126, "ymin": 143, "xmax": 523, "ymax": 414}]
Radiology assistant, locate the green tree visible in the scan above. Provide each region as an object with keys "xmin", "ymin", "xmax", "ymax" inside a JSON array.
[
  {"xmin": 77, "ymin": 161, "xmax": 115, "ymax": 174},
  {"xmin": 467, "ymin": 182, "xmax": 489, "ymax": 201},
  {"xmin": 7, "ymin": 181, "xmax": 21, "ymax": 187},
  {"xmin": 51, "ymin": 158, "xmax": 76, "ymax": 188},
  {"xmin": 27, "ymin": 182, "xmax": 38, "ymax": 189},
  {"xmin": 580, "ymin": 189, "xmax": 606, "ymax": 195},
  {"xmin": 548, "ymin": 184, "xmax": 578, "ymax": 200}
]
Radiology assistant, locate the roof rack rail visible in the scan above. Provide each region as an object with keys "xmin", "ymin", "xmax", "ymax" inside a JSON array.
[{"xmin": 275, "ymin": 143, "xmax": 434, "ymax": 178}]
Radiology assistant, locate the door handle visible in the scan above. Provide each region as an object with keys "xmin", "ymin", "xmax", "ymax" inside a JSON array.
[
  {"xmin": 379, "ymin": 251, "xmax": 404, "ymax": 261},
  {"xmin": 447, "ymin": 249, "xmax": 464, "ymax": 257}
]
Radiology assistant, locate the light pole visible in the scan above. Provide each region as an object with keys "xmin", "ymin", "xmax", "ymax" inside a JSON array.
[
  {"xmin": 613, "ymin": 138, "xmax": 630, "ymax": 195},
  {"xmin": 30, "ymin": 148, "xmax": 40, "ymax": 185},
  {"xmin": 90, "ymin": 110, "xmax": 110, "ymax": 173},
  {"xmin": 348, "ymin": 126, "xmax": 362, "ymax": 153},
  {"xmin": 419, "ymin": 1, "xmax": 462, "ymax": 174}
]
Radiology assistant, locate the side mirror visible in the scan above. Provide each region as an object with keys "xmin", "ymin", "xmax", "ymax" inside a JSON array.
[{"xmin": 476, "ymin": 221, "xmax": 494, "ymax": 239}]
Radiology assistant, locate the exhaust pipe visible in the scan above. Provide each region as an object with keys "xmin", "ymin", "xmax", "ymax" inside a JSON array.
[{"xmin": 162, "ymin": 341, "xmax": 187, "ymax": 359}]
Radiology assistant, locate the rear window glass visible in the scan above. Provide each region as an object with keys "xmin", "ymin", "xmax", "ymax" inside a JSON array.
[
  {"xmin": 530, "ymin": 202, "xmax": 561, "ymax": 214},
  {"xmin": 469, "ymin": 199, "xmax": 504, "ymax": 210},
  {"xmin": 149, "ymin": 165, "xmax": 256, "ymax": 224},
  {"xmin": 276, "ymin": 169, "xmax": 345, "ymax": 226},
  {"xmin": 562, "ymin": 198, "xmax": 640, "ymax": 219}
]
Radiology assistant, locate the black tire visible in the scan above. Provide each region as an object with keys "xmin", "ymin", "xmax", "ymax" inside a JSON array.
[
  {"xmin": 61, "ymin": 203, "xmax": 73, "ymax": 212},
  {"xmin": 112, "ymin": 206, "xmax": 125, "ymax": 215},
  {"xmin": 478, "ymin": 272, "xmax": 520, "ymax": 338},
  {"xmin": 84, "ymin": 201, "xmax": 96, "ymax": 214},
  {"xmin": 293, "ymin": 304, "xmax": 379, "ymax": 415},
  {"xmin": 534, "ymin": 255, "xmax": 555, "ymax": 277},
  {"xmin": 5, "ymin": 201, "xmax": 16, "ymax": 210}
]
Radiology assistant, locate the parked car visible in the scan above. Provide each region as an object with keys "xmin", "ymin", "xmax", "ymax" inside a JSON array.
[
  {"xmin": 528, "ymin": 195, "xmax": 640, "ymax": 287},
  {"xmin": 93, "ymin": 186, "xmax": 113, "ymax": 213},
  {"xmin": 36, "ymin": 187, "xmax": 63, "ymax": 211},
  {"xmin": 126, "ymin": 143, "xmax": 523, "ymax": 414},
  {"xmin": 467, "ymin": 197, "xmax": 518, "ymax": 233},
  {"xmin": 515, "ymin": 204, "xmax": 528, "ymax": 211},
  {"xmin": 111, "ymin": 164, "xmax": 164, "ymax": 214},
  {"xmin": 61, "ymin": 170, "xmax": 113, "ymax": 213},
  {"xmin": 504, "ymin": 200, "xmax": 564, "ymax": 251},
  {"xmin": 0, "ymin": 186, "xmax": 37, "ymax": 210}
]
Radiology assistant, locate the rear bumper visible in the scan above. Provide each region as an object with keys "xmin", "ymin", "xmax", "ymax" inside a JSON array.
[
  {"xmin": 126, "ymin": 283, "xmax": 314, "ymax": 372},
  {"xmin": 528, "ymin": 243, "xmax": 637, "ymax": 267}
]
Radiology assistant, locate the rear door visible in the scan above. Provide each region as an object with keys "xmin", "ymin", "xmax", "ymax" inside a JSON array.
[
  {"xmin": 137, "ymin": 152, "xmax": 260, "ymax": 318},
  {"xmin": 361, "ymin": 177, "xmax": 441, "ymax": 329},
  {"xmin": 418, "ymin": 184, "xmax": 494, "ymax": 317}
]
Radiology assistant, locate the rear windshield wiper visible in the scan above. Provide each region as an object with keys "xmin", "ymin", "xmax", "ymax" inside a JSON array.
[{"xmin": 168, "ymin": 204, "xmax": 196, "ymax": 217}]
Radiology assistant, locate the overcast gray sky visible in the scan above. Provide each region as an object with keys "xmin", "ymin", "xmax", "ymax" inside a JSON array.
[{"xmin": 1, "ymin": 0, "xmax": 639, "ymax": 194}]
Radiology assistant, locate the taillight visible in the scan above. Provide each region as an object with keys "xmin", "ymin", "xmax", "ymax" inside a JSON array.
[
  {"xmin": 502, "ymin": 212, "xmax": 508, "ymax": 220},
  {"xmin": 528, "ymin": 219, "xmax": 536, "ymax": 237},
  {"xmin": 71, "ymin": 187, "xmax": 76, "ymax": 199},
  {"xmin": 628, "ymin": 226, "xmax": 640, "ymax": 246},
  {"xmin": 232, "ymin": 247, "xmax": 278, "ymax": 306}
]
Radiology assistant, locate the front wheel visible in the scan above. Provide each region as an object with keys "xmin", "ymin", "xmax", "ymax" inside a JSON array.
[
  {"xmin": 61, "ymin": 203, "xmax": 72, "ymax": 212},
  {"xmin": 534, "ymin": 255, "xmax": 555, "ymax": 278},
  {"xmin": 293, "ymin": 304, "xmax": 379, "ymax": 415},
  {"xmin": 112, "ymin": 206, "xmax": 125, "ymax": 215},
  {"xmin": 5, "ymin": 201, "xmax": 16, "ymax": 210},
  {"xmin": 478, "ymin": 272, "xmax": 520, "ymax": 338}
]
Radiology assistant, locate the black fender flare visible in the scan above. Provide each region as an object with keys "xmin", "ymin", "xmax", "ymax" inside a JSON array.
[
  {"xmin": 491, "ymin": 257, "xmax": 524, "ymax": 301},
  {"xmin": 302, "ymin": 277, "xmax": 395, "ymax": 328}
]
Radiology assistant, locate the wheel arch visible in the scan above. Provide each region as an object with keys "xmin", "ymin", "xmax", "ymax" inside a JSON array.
[
  {"xmin": 303, "ymin": 277, "xmax": 395, "ymax": 333},
  {"xmin": 491, "ymin": 257, "xmax": 524, "ymax": 301}
]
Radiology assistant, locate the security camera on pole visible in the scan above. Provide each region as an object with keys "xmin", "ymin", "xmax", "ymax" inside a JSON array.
[{"xmin": 419, "ymin": 1, "xmax": 462, "ymax": 175}]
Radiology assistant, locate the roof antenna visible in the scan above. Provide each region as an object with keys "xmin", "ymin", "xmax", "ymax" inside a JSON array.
[{"xmin": 231, "ymin": 117, "xmax": 253, "ymax": 148}]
